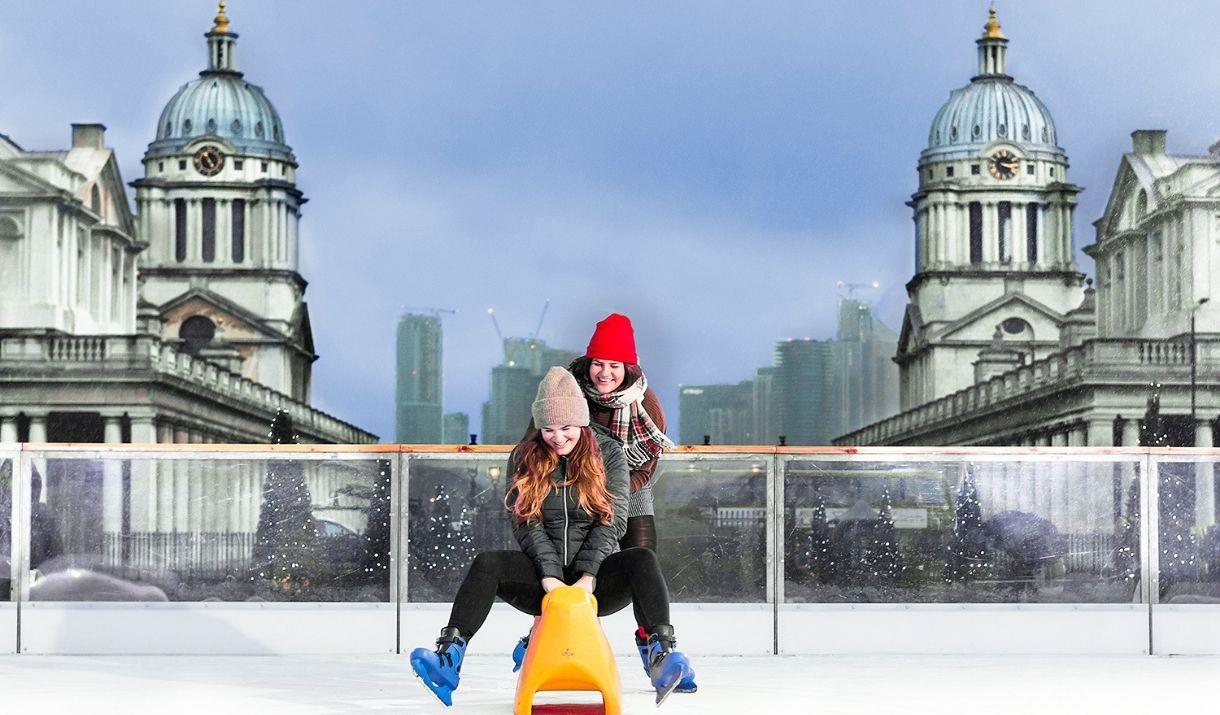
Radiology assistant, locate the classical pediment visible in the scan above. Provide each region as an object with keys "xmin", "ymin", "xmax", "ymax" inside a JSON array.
[
  {"xmin": 934, "ymin": 292, "xmax": 1066, "ymax": 344},
  {"xmin": 157, "ymin": 289, "xmax": 282, "ymax": 341},
  {"xmin": 0, "ymin": 161, "xmax": 61, "ymax": 196}
]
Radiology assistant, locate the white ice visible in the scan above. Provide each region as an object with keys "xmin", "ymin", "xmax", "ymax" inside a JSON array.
[{"xmin": 1, "ymin": 654, "xmax": 1217, "ymax": 713}]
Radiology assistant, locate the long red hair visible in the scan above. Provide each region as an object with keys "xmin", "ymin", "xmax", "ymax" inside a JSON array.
[{"xmin": 506, "ymin": 427, "xmax": 615, "ymax": 525}]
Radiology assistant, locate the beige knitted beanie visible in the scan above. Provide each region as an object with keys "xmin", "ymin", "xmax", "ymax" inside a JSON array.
[{"xmin": 532, "ymin": 367, "xmax": 590, "ymax": 428}]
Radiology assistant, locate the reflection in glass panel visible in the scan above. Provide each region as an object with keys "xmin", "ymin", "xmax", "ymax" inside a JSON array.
[
  {"xmin": 1157, "ymin": 460, "xmax": 1220, "ymax": 603},
  {"xmin": 406, "ymin": 458, "xmax": 513, "ymax": 602},
  {"xmin": 404, "ymin": 455, "xmax": 768, "ymax": 604},
  {"xmin": 1, "ymin": 456, "xmax": 10, "ymax": 601},
  {"xmin": 784, "ymin": 459, "xmax": 1141, "ymax": 603},
  {"xmin": 28, "ymin": 457, "xmax": 391, "ymax": 602},
  {"xmin": 652, "ymin": 457, "xmax": 767, "ymax": 603}
]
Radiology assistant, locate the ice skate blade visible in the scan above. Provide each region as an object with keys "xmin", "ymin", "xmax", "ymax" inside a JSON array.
[
  {"xmin": 412, "ymin": 670, "xmax": 454, "ymax": 707},
  {"xmin": 410, "ymin": 655, "xmax": 454, "ymax": 707},
  {"xmin": 654, "ymin": 677, "xmax": 680, "ymax": 707}
]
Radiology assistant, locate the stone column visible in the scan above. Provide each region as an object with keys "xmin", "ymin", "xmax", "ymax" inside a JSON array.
[
  {"xmin": 188, "ymin": 431, "xmax": 204, "ymax": 533},
  {"xmin": 1049, "ymin": 431, "xmax": 1068, "ymax": 529},
  {"xmin": 129, "ymin": 417, "xmax": 156, "ymax": 533},
  {"xmin": 174, "ymin": 427, "xmax": 190, "ymax": 532},
  {"xmin": 1013, "ymin": 202, "xmax": 1026, "ymax": 265},
  {"xmin": 1121, "ymin": 418, "xmax": 1141, "ymax": 448},
  {"xmin": 1086, "ymin": 418, "xmax": 1114, "ymax": 534},
  {"xmin": 1196, "ymin": 419, "xmax": 1216, "ymax": 528},
  {"xmin": 1069, "ymin": 424, "xmax": 1092, "ymax": 533},
  {"xmin": 0, "ymin": 415, "xmax": 16, "ymax": 443},
  {"xmin": 156, "ymin": 423, "xmax": 175, "ymax": 532},
  {"xmin": 28, "ymin": 415, "xmax": 47, "ymax": 443},
  {"xmin": 217, "ymin": 200, "xmax": 231, "ymax": 265},
  {"xmin": 1087, "ymin": 419, "xmax": 1112, "ymax": 448},
  {"xmin": 102, "ymin": 416, "xmax": 123, "ymax": 539}
]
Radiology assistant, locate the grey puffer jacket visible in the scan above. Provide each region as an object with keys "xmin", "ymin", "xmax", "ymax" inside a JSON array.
[{"xmin": 505, "ymin": 423, "xmax": 629, "ymax": 580}]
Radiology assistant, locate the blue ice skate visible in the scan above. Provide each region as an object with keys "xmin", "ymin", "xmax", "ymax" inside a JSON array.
[
  {"xmin": 646, "ymin": 625, "xmax": 695, "ymax": 706},
  {"xmin": 511, "ymin": 633, "xmax": 529, "ymax": 673},
  {"xmin": 410, "ymin": 626, "xmax": 467, "ymax": 707},
  {"xmin": 637, "ymin": 627, "xmax": 697, "ymax": 694}
]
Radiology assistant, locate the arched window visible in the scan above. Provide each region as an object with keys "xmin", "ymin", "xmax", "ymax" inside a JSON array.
[
  {"xmin": 90, "ymin": 185, "xmax": 102, "ymax": 215},
  {"xmin": 1135, "ymin": 190, "xmax": 1148, "ymax": 222},
  {"xmin": 180, "ymin": 315, "xmax": 216, "ymax": 355},
  {"xmin": 0, "ymin": 216, "xmax": 21, "ymax": 294},
  {"xmin": 0, "ymin": 215, "xmax": 21, "ymax": 240}
]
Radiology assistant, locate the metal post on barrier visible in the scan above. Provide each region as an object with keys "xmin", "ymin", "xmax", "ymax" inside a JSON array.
[
  {"xmin": 768, "ymin": 453, "xmax": 783, "ymax": 655},
  {"xmin": 394, "ymin": 452, "xmax": 408, "ymax": 655},
  {"xmin": 12, "ymin": 450, "xmax": 32, "ymax": 651},
  {"xmin": 1142, "ymin": 452, "xmax": 1159, "ymax": 654}
]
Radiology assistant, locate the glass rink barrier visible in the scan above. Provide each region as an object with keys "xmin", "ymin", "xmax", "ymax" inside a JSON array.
[{"xmin": 2, "ymin": 445, "xmax": 1219, "ymax": 655}]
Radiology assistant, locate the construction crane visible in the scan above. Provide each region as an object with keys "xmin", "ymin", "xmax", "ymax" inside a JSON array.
[
  {"xmin": 486, "ymin": 307, "xmax": 508, "ymax": 363},
  {"xmin": 529, "ymin": 299, "xmax": 550, "ymax": 341},
  {"xmin": 835, "ymin": 281, "xmax": 881, "ymax": 299},
  {"xmin": 400, "ymin": 306, "xmax": 457, "ymax": 319}
]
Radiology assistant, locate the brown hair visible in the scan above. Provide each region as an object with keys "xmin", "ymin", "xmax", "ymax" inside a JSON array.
[{"xmin": 506, "ymin": 427, "xmax": 615, "ymax": 525}]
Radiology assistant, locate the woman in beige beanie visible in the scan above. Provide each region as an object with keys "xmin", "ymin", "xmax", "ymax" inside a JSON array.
[{"xmin": 410, "ymin": 367, "xmax": 695, "ymax": 707}]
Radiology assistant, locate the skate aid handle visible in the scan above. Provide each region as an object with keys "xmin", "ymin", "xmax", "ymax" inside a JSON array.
[{"xmin": 513, "ymin": 585, "xmax": 622, "ymax": 715}]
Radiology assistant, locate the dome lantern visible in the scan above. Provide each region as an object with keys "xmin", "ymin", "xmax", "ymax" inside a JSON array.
[
  {"xmin": 206, "ymin": 2, "xmax": 238, "ymax": 74},
  {"xmin": 976, "ymin": 5, "xmax": 1009, "ymax": 79}
]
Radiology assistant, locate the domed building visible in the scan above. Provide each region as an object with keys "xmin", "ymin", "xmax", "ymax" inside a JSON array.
[
  {"xmin": 133, "ymin": 3, "xmax": 314, "ymax": 400},
  {"xmin": 840, "ymin": 8, "xmax": 1217, "ymax": 470},
  {"xmin": 1, "ymin": 3, "xmax": 372, "ymax": 447},
  {"xmin": 896, "ymin": 7, "xmax": 1086, "ymax": 409}
]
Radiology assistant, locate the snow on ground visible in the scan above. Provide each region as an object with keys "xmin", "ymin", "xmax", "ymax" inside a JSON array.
[{"xmin": 1, "ymin": 654, "xmax": 1217, "ymax": 714}]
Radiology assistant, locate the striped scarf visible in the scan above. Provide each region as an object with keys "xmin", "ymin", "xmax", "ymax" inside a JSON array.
[{"xmin": 582, "ymin": 374, "xmax": 674, "ymax": 468}]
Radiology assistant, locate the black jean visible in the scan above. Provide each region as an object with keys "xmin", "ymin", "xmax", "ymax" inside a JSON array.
[
  {"xmin": 445, "ymin": 546, "xmax": 671, "ymax": 640},
  {"xmin": 619, "ymin": 514, "xmax": 658, "ymax": 633}
]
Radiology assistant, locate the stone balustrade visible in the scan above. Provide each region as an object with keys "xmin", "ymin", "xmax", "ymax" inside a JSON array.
[
  {"xmin": 836, "ymin": 337, "xmax": 1220, "ymax": 446},
  {"xmin": 0, "ymin": 332, "xmax": 372, "ymax": 444}
]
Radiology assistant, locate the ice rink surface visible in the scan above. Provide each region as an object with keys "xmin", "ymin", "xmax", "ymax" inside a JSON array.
[{"xmin": 1, "ymin": 654, "xmax": 1217, "ymax": 713}]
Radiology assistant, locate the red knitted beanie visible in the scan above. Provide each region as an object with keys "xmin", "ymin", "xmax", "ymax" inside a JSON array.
[{"xmin": 585, "ymin": 313, "xmax": 638, "ymax": 365}]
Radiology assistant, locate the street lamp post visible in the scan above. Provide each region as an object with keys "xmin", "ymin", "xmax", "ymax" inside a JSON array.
[{"xmin": 1190, "ymin": 296, "xmax": 1210, "ymax": 427}]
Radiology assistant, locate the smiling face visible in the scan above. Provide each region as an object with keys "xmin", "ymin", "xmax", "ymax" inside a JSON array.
[
  {"xmin": 588, "ymin": 359, "xmax": 626, "ymax": 394},
  {"xmin": 541, "ymin": 425, "xmax": 582, "ymax": 455}
]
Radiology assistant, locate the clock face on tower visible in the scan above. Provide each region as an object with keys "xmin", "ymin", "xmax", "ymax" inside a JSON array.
[
  {"xmin": 988, "ymin": 149, "xmax": 1019, "ymax": 180},
  {"xmin": 193, "ymin": 146, "xmax": 225, "ymax": 176}
]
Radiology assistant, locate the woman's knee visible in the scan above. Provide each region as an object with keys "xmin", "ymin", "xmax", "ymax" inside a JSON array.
[
  {"xmin": 468, "ymin": 550, "xmax": 514, "ymax": 577},
  {"xmin": 619, "ymin": 545, "xmax": 660, "ymax": 571}
]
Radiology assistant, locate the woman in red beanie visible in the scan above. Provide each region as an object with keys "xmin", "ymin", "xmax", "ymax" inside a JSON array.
[
  {"xmin": 511, "ymin": 313, "xmax": 696, "ymax": 693},
  {"xmin": 574, "ymin": 313, "xmax": 696, "ymax": 693}
]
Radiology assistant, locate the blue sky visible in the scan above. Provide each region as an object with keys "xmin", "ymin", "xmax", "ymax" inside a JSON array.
[{"xmin": 3, "ymin": 1, "xmax": 1220, "ymax": 440}]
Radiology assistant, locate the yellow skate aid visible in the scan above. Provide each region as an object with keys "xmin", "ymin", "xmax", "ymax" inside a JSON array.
[{"xmin": 513, "ymin": 585, "xmax": 622, "ymax": 715}]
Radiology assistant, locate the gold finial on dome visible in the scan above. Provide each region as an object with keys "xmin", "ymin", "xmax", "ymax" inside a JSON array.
[
  {"xmin": 982, "ymin": 4, "xmax": 1006, "ymax": 40},
  {"xmin": 212, "ymin": 1, "xmax": 231, "ymax": 33}
]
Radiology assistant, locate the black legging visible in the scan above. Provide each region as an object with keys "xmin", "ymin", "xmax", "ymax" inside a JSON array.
[
  {"xmin": 620, "ymin": 515, "xmax": 657, "ymax": 633},
  {"xmin": 446, "ymin": 547, "xmax": 671, "ymax": 640}
]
